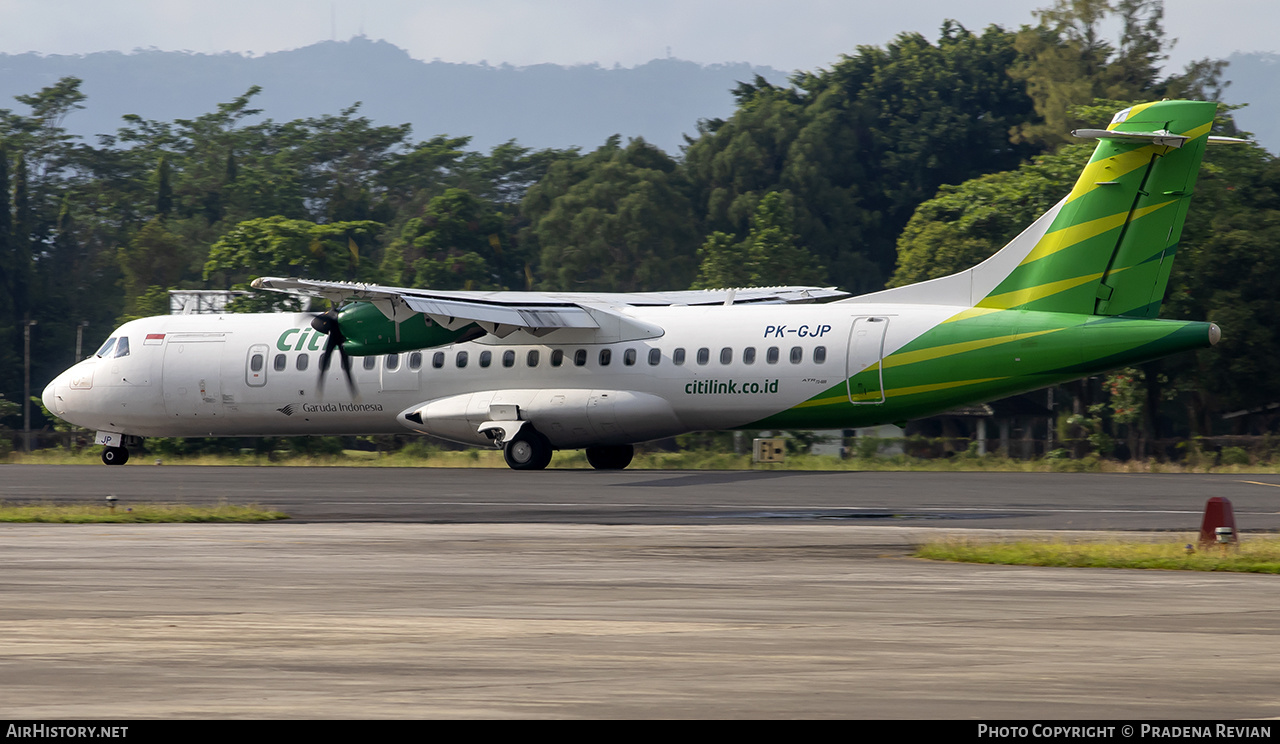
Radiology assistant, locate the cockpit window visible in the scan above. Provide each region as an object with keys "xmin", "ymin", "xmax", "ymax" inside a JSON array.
[
  {"xmin": 114, "ymin": 337, "xmax": 130, "ymax": 358},
  {"xmin": 95, "ymin": 338, "xmax": 117, "ymax": 358}
]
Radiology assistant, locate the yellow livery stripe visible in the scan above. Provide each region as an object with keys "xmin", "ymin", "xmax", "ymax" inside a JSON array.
[
  {"xmin": 1021, "ymin": 200, "xmax": 1177, "ymax": 266},
  {"xmin": 1066, "ymin": 145, "xmax": 1159, "ymax": 204},
  {"xmin": 882, "ymin": 328, "xmax": 1062, "ymax": 370},
  {"xmin": 978, "ymin": 272, "xmax": 1104, "ymax": 310}
]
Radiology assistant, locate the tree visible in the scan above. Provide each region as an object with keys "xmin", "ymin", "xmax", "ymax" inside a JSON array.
[
  {"xmin": 380, "ymin": 188, "xmax": 508, "ymax": 291},
  {"xmin": 890, "ymin": 142, "xmax": 1094, "ymax": 286},
  {"xmin": 204, "ymin": 216, "xmax": 383, "ymax": 310},
  {"xmin": 1162, "ymin": 143, "xmax": 1280, "ymax": 432},
  {"xmin": 1008, "ymin": 0, "xmax": 1218, "ymax": 148},
  {"xmin": 684, "ymin": 23, "xmax": 1042, "ymax": 292},
  {"xmin": 693, "ymin": 191, "xmax": 826, "ymax": 288},
  {"xmin": 118, "ymin": 218, "xmax": 190, "ymax": 318},
  {"xmin": 526, "ymin": 136, "xmax": 700, "ymax": 291},
  {"xmin": 155, "ymin": 154, "xmax": 173, "ymax": 217},
  {"xmin": 0, "ymin": 143, "xmax": 11, "ymax": 314}
]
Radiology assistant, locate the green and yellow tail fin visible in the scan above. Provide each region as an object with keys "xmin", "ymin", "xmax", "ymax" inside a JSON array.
[{"xmin": 976, "ymin": 100, "xmax": 1217, "ymax": 318}]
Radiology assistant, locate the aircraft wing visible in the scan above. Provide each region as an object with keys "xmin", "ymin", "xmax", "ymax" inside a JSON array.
[{"xmin": 250, "ymin": 277, "xmax": 847, "ymax": 335}]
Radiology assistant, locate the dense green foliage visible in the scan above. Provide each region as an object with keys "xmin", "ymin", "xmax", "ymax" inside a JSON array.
[{"xmin": 1, "ymin": 0, "xmax": 1276, "ymax": 449}]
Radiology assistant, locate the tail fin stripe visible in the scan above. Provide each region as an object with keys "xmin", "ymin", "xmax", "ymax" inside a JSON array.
[
  {"xmin": 1020, "ymin": 200, "xmax": 1177, "ymax": 267},
  {"xmin": 1067, "ymin": 146, "xmax": 1162, "ymax": 204},
  {"xmin": 978, "ymin": 272, "xmax": 1105, "ymax": 310}
]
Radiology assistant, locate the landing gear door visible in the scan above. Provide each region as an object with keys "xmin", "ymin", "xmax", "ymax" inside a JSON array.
[{"xmin": 846, "ymin": 316, "xmax": 888, "ymax": 405}]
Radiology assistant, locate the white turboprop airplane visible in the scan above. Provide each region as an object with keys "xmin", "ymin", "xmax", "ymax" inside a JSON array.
[{"xmin": 42, "ymin": 101, "xmax": 1233, "ymax": 469}]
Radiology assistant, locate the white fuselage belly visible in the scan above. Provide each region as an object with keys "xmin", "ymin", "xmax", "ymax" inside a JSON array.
[{"xmin": 44, "ymin": 303, "xmax": 957, "ymax": 444}]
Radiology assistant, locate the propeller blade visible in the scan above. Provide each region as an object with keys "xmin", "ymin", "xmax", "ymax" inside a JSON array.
[
  {"xmin": 312, "ymin": 310, "xmax": 342, "ymax": 398},
  {"xmin": 338, "ymin": 346, "xmax": 358, "ymax": 400}
]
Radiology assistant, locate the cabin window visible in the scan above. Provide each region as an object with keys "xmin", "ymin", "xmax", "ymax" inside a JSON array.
[
  {"xmin": 386, "ymin": 353, "xmax": 400, "ymax": 371},
  {"xmin": 95, "ymin": 338, "xmax": 117, "ymax": 358},
  {"xmin": 673, "ymin": 348, "xmax": 686, "ymax": 365},
  {"xmin": 624, "ymin": 348, "xmax": 637, "ymax": 366},
  {"xmin": 720, "ymin": 347, "xmax": 732, "ymax": 365},
  {"xmin": 743, "ymin": 347, "xmax": 756, "ymax": 365},
  {"xmin": 274, "ymin": 353, "xmax": 287, "ymax": 372},
  {"xmin": 814, "ymin": 346, "xmax": 827, "ymax": 364},
  {"xmin": 696, "ymin": 347, "xmax": 710, "ymax": 365},
  {"xmin": 503, "ymin": 350, "xmax": 516, "ymax": 368},
  {"xmin": 790, "ymin": 346, "xmax": 803, "ymax": 364},
  {"xmin": 527, "ymin": 350, "xmax": 540, "ymax": 367},
  {"xmin": 574, "ymin": 349, "xmax": 587, "ymax": 367},
  {"xmin": 648, "ymin": 348, "xmax": 661, "ymax": 366},
  {"xmin": 551, "ymin": 349, "xmax": 564, "ymax": 367},
  {"xmin": 363, "ymin": 356, "xmax": 377, "ymax": 370},
  {"xmin": 456, "ymin": 351, "xmax": 468, "ymax": 368},
  {"xmin": 409, "ymin": 352, "xmax": 422, "ymax": 370},
  {"xmin": 250, "ymin": 354, "xmax": 264, "ymax": 372},
  {"xmin": 296, "ymin": 354, "xmax": 309, "ymax": 372},
  {"xmin": 766, "ymin": 347, "xmax": 779, "ymax": 364},
  {"xmin": 479, "ymin": 350, "xmax": 492, "ymax": 368},
  {"xmin": 599, "ymin": 349, "xmax": 611, "ymax": 366},
  {"xmin": 432, "ymin": 351, "xmax": 445, "ymax": 369}
]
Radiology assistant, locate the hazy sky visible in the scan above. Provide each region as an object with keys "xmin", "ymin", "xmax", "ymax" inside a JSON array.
[{"xmin": 1, "ymin": 0, "xmax": 1274, "ymax": 73}]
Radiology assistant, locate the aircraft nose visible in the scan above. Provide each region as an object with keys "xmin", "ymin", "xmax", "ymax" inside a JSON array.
[{"xmin": 42, "ymin": 374, "xmax": 63, "ymax": 417}]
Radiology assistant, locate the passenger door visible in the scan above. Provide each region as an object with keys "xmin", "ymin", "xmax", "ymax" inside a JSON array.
[{"xmin": 846, "ymin": 316, "xmax": 888, "ymax": 404}]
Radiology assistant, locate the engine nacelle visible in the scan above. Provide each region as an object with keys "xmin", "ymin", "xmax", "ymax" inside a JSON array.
[
  {"xmin": 399, "ymin": 389, "xmax": 686, "ymax": 449},
  {"xmin": 337, "ymin": 301, "xmax": 483, "ymax": 355}
]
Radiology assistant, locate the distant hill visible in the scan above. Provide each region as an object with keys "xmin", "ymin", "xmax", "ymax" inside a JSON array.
[
  {"xmin": 3, "ymin": 38, "xmax": 1272, "ymax": 157},
  {"xmin": 0, "ymin": 37, "xmax": 789, "ymax": 154},
  {"xmin": 1223, "ymin": 52, "xmax": 1280, "ymax": 153}
]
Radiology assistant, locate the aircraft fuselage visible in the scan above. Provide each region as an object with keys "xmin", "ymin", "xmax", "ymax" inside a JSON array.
[{"xmin": 43, "ymin": 301, "xmax": 1216, "ymax": 451}]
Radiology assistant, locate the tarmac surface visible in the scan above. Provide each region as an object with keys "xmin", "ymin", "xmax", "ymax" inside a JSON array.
[
  {"xmin": 2, "ymin": 465, "xmax": 1279, "ymax": 719},
  {"xmin": 5, "ymin": 465, "xmax": 1280, "ymax": 529}
]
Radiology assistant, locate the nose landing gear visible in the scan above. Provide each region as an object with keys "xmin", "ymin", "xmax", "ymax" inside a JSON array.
[
  {"xmin": 101, "ymin": 446, "xmax": 130, "ymax": 466},
  {"xmin": 96, "ymin": 433, "xmax": 141, "ymax": 466}
]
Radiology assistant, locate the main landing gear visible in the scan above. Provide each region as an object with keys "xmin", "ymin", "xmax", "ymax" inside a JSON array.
[
  {"xmin": 585, "ymin": 445, "xmax": 634, "ymax": 470},
  {"xmin": 101, "ymin": 446, "xmax": 130, "ymax": 466},
  {"xmin": 503, "ymin": 428, "xmax": 554, "ymax": 470},
  {"xmin": 498, "ymin": 427, "xmax": 635, "ymax": 471}
]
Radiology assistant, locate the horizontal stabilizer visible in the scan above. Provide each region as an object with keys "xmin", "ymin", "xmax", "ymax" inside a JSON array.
[{"xmin": 1073, "ymin": 129, "xmax": 1252, "ymax": 148}]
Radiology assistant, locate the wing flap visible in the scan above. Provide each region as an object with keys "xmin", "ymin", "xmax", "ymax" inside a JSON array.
[{"xmin": 400, "ymin": 296, "xmax": 599, "ymax": 329}]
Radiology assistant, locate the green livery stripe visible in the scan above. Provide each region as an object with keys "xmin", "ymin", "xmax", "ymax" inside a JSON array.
[
  {"xmin": 1065, "ymin": 145, "xmax": 1163, "ymax": 204},
  {"xmin": 750, "ymin": 310, "xmax": 1214, "ymax": 430},
  {"xmin": 881, "ymin": 328, "xmax": 1061, "ymax": 369},
  {"xmin": 877, "ymin": 376, "xmax": 1008, "ymax": 400},
  {"xmin": 1019, "ymin": 200, "xmax": 1177, "ymax": 266},
  {"xmin": 794, "ymin": 376, "xmax": 1011, "ymax": 408},
  {"xmin": 978, "ymin": 272, "xmax": 1105, "ymax": 310},
  {"xmin": 972, "ymin": 100, "xmax": 1217, "ymax": 318}
]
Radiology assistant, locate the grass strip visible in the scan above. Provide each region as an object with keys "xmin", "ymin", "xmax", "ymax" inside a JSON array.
[
  {"xmin": 915, "ymin": 538, "xmax": 1280, "ymax": 574},
  {"xmin": 0, "ymin": 502, "xmax": 288, "ymax": 523}
]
